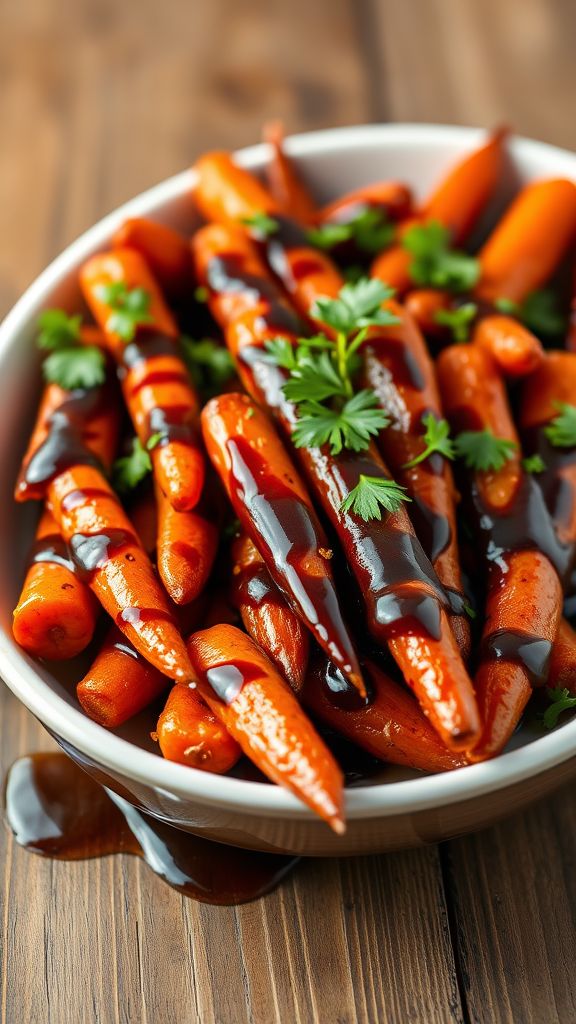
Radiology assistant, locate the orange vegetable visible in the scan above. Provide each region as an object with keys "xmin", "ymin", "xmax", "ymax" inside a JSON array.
[
  {"xmin": 231, "ymin": 533, "xmax": 309, "ymax": 692},
  {"xmin": 404, "ymin": 289, "xmax": 453, "ymax": 339},
  {"xmin": 371, "ymin": 243, "xmax": 413, "ymax": 296},
  {"xmin": 13, "ymin": 508, "xmax": 98, "ymax": 661},
  {"xmin": 156, "ymin": 483, "xmax": 218, "ymax": 606},
  {"xmin": 194, "ymin": 151, "xmax": 279, "ymax": 225},
  {"xmin": 77, "ymin": 625, "xmax": 170, "ymax": 728},
  {"xmin": 318, "ymin": 181, "xmax": 412, "ymax": 226},
  {"xmin": 263, "ymin": 121, "xmax": 317, "ymax": 224},
  {"xmin": 113, "ymin": 217, "xmax": 192, "ymax": 299},
  {"xmin": 155, "ymin": 684, "xmax": 242, "ymax": 772},
  {"xmin": 80, "ymin": 248, "xmax": 204, "ymax": 512},
  {"xmin": 187, "ymin": 624, "xmax": 345, "ymax": 831},
  {"xmin": 473, "ymin": 314, "xmax": 544, "ymax": 377},
  {"xmin": 547, "ymin": 618, "xmax": 576, "ymax": 694}
]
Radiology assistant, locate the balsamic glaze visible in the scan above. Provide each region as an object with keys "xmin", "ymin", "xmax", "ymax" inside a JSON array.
[
  {"xmin": 318, "ymin": 659, "xmax": 373, "ymax": 711},
  {"xmin": 24, "ymin": 389, "xmax": 104, "ymax": 489},
  {"xmin": 28, "ymin": 534, "xmax": 74, "ymax": 572},
  {"xmin": 410, "ymin": 494, "xmax": 452, "ymax": 564},
  {"xmin": 121, "ymin": 330, "xmax": 177, "ymax": 370},
  {"xmin": 206, "ymin": 254, "xmax": 302, "ymax": 338},
  {"xmin": 481, "ymin": 629, "xmax": 553, "ymax": 687},
  {"xmin": 522, "ymin": 426, "xmax": 576, "ymax": 541},
  {"xmin": 69, "ymin": 529, "xmax": 137, "ymax": 579},
  {"xmin": 4, "ymin": 754, "xmax": 298, "ymax": 905},
  {"xmin": 119, "ymin": 330, "xmax": 199, "ymax": 448},
  {"xmin": 364, "ymin": 338, "xmax": 426, "ymax": 393}
]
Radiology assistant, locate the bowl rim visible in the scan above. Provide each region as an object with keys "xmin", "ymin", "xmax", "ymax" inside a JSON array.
[{"xmin": 2, "ymin": 120, "xmax": 576, "ymax": 824}]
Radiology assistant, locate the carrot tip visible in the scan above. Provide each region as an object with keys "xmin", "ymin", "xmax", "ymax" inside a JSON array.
[{"xmin": 330, "ymin": 816, "xmax": 346, "ymax": 836}]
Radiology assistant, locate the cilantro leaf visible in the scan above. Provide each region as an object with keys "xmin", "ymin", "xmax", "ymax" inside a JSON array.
[
  {"xmin": 402, "ymin": 221, "xmax": 479, "ymax": 293},
  {"xmin": 522, "ymin": 454, "xmax": 546, "ymax": 474},
  {"xmin": 292, "ymin": 391, "xmax": 389, "ymax": 455},
  {"xmin": 180, "ymin": 336, "xmax": 235, "ymax": 396},
  {"xmin": 312, "ymin": 277, "xmax": 398, "ymax": 335},
  {"xmin": 454, "ymin": 429, "xmax": 518, "ymax": 472},
  {"xmin": 544, "ymin": 403, "xmax": 576, "ymax": 448},
  {"xmin": 283, "ymin": 351, "xmax": 348, "ymax": 403},
  {"xmin": 241, "ymin": 211, "xmax": 279, "ymax": 237},
  {"xmin": 434, "ymin": 302, "xmax": 478, "ymax": 343},
  {"xmin": 37, "ymin": 309, "xmax": 82, "ymax": 350},
  {"xmin": 112, "ymin": 438, "xmax": 152, "ymax": 494},
  {"xmin": 94, "ymin": 282, "xmax": 153, "ymax": 342},
  {"xmin": 340, "ymin": 474, "xmax": 411, "ymax": 521},
  {"xmin": 43, "ymin": 346, "xmax": 106, "ymax": 390},
  {"xmin": 543, "ymin": 687, "xmax": 576, "ymax": 729},
  {"xmin": 403, "ymin": 413, "xmax": 455, "ymax": 469}
]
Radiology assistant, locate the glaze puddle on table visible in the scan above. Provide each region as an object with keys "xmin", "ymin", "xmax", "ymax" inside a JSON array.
[{"xmin": 3, "ymin": 753, "xmax": 299, "ymax": 905}]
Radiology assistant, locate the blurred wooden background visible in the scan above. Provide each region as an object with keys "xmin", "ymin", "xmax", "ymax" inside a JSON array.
[{"xmin": 1, "ymin": 0, "xmax": 576, "ymax": 1021}]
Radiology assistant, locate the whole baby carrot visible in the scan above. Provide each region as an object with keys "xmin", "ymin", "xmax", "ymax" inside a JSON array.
[
  {"xmin": 187, "ymin": 624, "xmax": 345, "ymax": 831},
  {"xmin": 472, "ymin": 314, "xmax": 544, "ymax": 377},
  {"xmin": 80, "ymin": 248, "xmax": 205, "ymax": 511},
  {"xmin": 231, "ymin": 532, "xmax": 310, "ymax": 691},
  {"xmin": 155, "ymin": 483, "xmax": 219, "ymax": 606},
  {"xmin": 113, "ymin": 217, "xmax": 193, "ymax": 299},
  {"xmin": 155, "ymin": 684, "xmax": 242, "ymax": 772},
  {"xmin": 547, "ymin": 618, "xmax": 576, "ymax": 694},
  {"xmin": 263, "ymin": 121, "xmax": 317, "ymax": 224}
]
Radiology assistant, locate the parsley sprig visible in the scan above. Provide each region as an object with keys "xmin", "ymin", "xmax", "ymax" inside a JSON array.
[
  {"xmin": 112, "ymin": 437, "xmax": 157, "ymax": 494},
  {"xmin": 454, "ymin": 429, "xmax": 518, "ymax": 472},
  {"xmin": 544, "ymin": 403, "xmax": 576, "ymax": 448},
  {"xmin": 341, "ymin": 475, "xmax": 411, "ymax": 519},
  {"xmin": 495, "ymin": 289, "xmax": 568, "ymax": 339},
  {"xmin": 402, "ymin": 221, "xmax": 479, "ymax": 293},
  {"xmin": 307, "ymin": 207, "xmax": 395, "ymax": 254},
  {"xmin": 37, "ymin": 309, "xmax": 106, "ymax": 390},
  {"xmin": 542, "ymin": 687, "xmax": 576, "ymax": 729},
  {"xmin": 94, "ymin": 282, "xmax": 153, "ymax": 342},
  {"xmin": 403, "ymin": 413, "xmax": 455, "ymax": 469},
  {"xmin": 434, "ymin": 302, "xmax": 478, "ymax": 343},
  {"xmin": 180, "ymin": 336, "xmax": 235, "ymax": 397},
  {"xmin": 241, "ymin": 211, "xmax": 279, "ymax": 237},
  {"xmin": 522, "ymin": 454, "xmax": 546, "ymax": 474}
]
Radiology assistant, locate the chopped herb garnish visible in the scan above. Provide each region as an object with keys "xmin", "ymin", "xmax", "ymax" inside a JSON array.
[
  {"xmin": 454, "ymin": 429, "xmax": 518, "ymax": 472},
  {"xmin": 434, "ymin": 302, "xmax": 478, "ymax": 343},
  {"xmin": 403, "ymin": 413, "xmax": 455, "ymax": 469},
  {"xmin": 340, "ymin": 474, "xmax": 411, "ymax": 521},
  {"xmin": 307, "ymin": 223, "xmax": 352, "ymax": 249},
  {"xmin": 292, "ymin": 391, "xmax": 389, "ymax": 455},
  {"xmin": 241, "ymin": 211, "xmax": 279, "ymax": 237},
  {"xmin": 36, "ymin": 308, "xmax": 106, "ymax": 390},
  {"xmin": 180, "ymin": 336, "xmax": 235, "ymax": 397},
  {"xmin": 542, "ymin": 687, "xmax": 576, "ymax": 729},
  {"xmin": 112, "ymin": 438, "xmax": 152, "ymax": 494},
  {"xmin": 544, "ymin": 402, "xmax": 576, "ymax": 448},
  {"xmin": 37, "ymin": 309, "xmax": 82, "ymax": 350},
  {"xmin": 307, "ymin": 207, "xmax": 395, "ymax": 254},
  {"xmin": 94, "ymin": 282, "xmax": 153, "ymax": 342},
  {"xmin": 522, "ymin": 454, "xmax": 546, "ymax": 474},
  {"xmin": 463, "ymin": 603, "xmax": 477, "ymax": 620},
  {"xmin": 194, "ymin": 285, "xmax": 209, "ymax": 303},
  {"xmin": 495, "ymin": 289, "xmax": 568, "ymax": 338},
  {"xmin": 146, "ymin": 432, "xmax": 163, "ymax": 451},
  {"xmin": 402, "ymin": 221, "xmax": 480, "ymax": 293}
]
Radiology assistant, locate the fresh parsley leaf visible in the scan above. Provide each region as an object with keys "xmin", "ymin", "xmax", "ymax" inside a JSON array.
[
  {"xmin": 292, "ymin": 391, "xmax": 389, "ymax": 455},
  {"xmin": 146, "ymin": 432, "xmax": 163, "ymax": 451},
  {"xmin": 544, "ymin": 403, "xmax": 576, "ymax": 448},
  {"xmin": 94, "ymin": 282, "xmax": 153, "ymax": 341},
  {"xmin": 180, "ymin": 336, "xmax": 235, "ymax": 396},
  {"xmin": 43, "ymin": 346, "xmax": 106, "ymax": 390},
  {"xmin": 522, "ymin": 454, "xmax": 546, "ymax": 474},
  {"xmin": 263, "ymin": 337, "xmax": 299, "ymax": 370},
  {"xmin": 308, "ymin": 208, "xmax": 395, "ymax": 254},
  {"xmin": 112, "ymin": 438, "xmax": 152, "ymax": 494},
  {"xmin": 495, "ymin": 290, "xmax": 568, "ymax": 339},
  {"xmin": 283, "ymin": 351, "xmax": 348, "ymax": 403},
  {"xmin": 463, "ymin": 603, "xmax": 477, "ymax": 620},
  {"xmin": 494, "ymin": 297, "xmax": 519, "ymax": 316},
  {"xmin": 241, "ymin": 211, "xmax": 279, "ymax": 237},
  {"xmin": 312, "ymin": 277, "xmax": 399, "ymax": 335},
  {"xmin": 403, "ymin": 413, "xmax": 455, "ymax": 469},
  {"xmin": 307, "ymin": 223, "xmax": 352, "ymax": 249},
  {"xmin": 454, "ymin": 429, "xmax": 518, "ymax": 472},
  {"xmin": 340, "ymin": 474, "xmax": 411, "ymax": 521},
  {"xmin": 402, "ymin": 221, "xmax": 479, "ymax": 293},
  {"xmin": 543, "ymin": 687, "xmax": 576, "ymax": 729},
  {"xmin": 343, "ymin": 264, "xmax": 365, "ymax": 284},
  {"xmin": 434, "ymin": 302, "xmax": 478, "ymax": 343},
  {"xmin": 37, "ymin": 309, "xmax": 82, "ymax": 350}
]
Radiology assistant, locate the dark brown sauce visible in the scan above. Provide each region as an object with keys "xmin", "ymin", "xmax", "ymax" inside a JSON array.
[
  {"xmin": 29, "ymin": 533, "xmax": 74, "ymax": 572},
  {"xmin": 206, "ymin": 254, "xmax": 302, "ymax": 338},
  {"xmin": 264, "ymin": 215, "xmax": 310, "ymax": 290},
  {"xmin": 522, "ymin": 427, "xmax": 576, "ymax": 540},
  {"xmin": 410, "ymin": 494, "xmax": 452, "ymax": 564},
  {"xmin": 480, "ymin": 629, "xmax": 553, "ymax": 687},
  {"xmin": 24, "ymin": 388, "xmax": 104, "ymax": 489},
  {"xmin": 4, "ymin": 753, "xmax": 298, "ymax": 905},
  {"xmin": 120, "ymin": 331, "xmax": 178, "ymax": 370},
  {"xmin": 145, "ymin": 405, "xmax": 197, "ymax": 447},
  {"xmin": 364, "ymin": 339, "xmax": 426, "ymax": 392},
  {"xmin": 318, "ymin": 658, "xmax": 373, "ymax": 711},
  {"xmin": 69, "ymin": 528, "xmax": 137, "ymax": 579}
]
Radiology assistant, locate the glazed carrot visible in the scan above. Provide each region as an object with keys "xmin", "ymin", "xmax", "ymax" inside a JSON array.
[
  {"xmin": 469, "ymin": 550, "xmax": 562, "ymax": 761},
  {"xmin": 547, "ymin": 618, "xmax": 576, "ymax": 694},
  {"xmin": 473, "ymin": 314, "xmax": 544, "ymax": 377},
  {"xmin": 318, "ymin": 181, "xmax": 412, "ymax": 227},
  {"xmin": 201, "ymin": 392, "xmax": 364, "ymax": 695},
  {"xmin": 567, "ymin": 265, "xmax": 576, "ymax": 353},
  {"xmin": 77, "ymin": 625, "xmax": 170, "ymax": 728},
  {"xmin": 231, "ymin": 533, "xmax": 310, "ymax": 692},
  {"xmin": 113, "ymin": 217, "xmax": 192, "ymax": 299},
  {"xmin": 13, "ymin": 508, "xmax": 98, "ymax": 661},
  {"xmin": 80, "ymin": 248, "xmax": 204, "ymax": 512},
  {"xmin": 476, "ymin": 179, "xmax": 576, "ymax": 303},
  {"xmin": 404, "ymin": 289, "xmax": 453, "ymax": 340},
  {"xmin": 128, "ymin": 485, "xmax": 158, "ymax": 556},
  {"xmin": 154, "ymin": 684, "xmax": 242, "ymax": 772},
  {"xmin": 371, "ymin": 243, "xmax": 413, "ymax": 296},
  {"xmin": 420, "ymin": 126, "xmax": 508, "ymax": 244},
  {"xmin": 194, "ymin": 151, "xmax": 279, "ymax": 225},
  {"xmin": 302, "ymin": 656, "xmax": 468, "ymax": 773},
  {"xmin": 187, "ymin": 624, "xmax": 345, "ymax": 831},
  {"xmin": 263, "ymin": 121, "xmax": 317, "ymax": 224},
  {"xmin": 156, "ymin": 482, "xmax": 218, "ymax": 606}
]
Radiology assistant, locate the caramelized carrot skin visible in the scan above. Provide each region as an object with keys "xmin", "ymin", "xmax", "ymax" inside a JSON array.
[
  {"xmin": 473, "ymin": 314, "xmax": 544, "ymax": 377},
  {"xmin": 548, "ymin": 618, "xmax": 576, "ymax": 694},
  {"xmin": 156, "ymin": 484, "xmax": 218, "ymax": 606},
  {"xmin": 319, "ymin": 181, "xmax": 413, "ymax": 226},
  {"xmin": 13, "ymin": 508, "xmax": 98, "ymax": 661},
  {"xmin": 263, "ymin": 121, "xmax": 317, "ymax": 224},
  {"xmin": 371, "ymin": 244, "xmax": 412, "ymax": 296},
  {"xmin": 404, "ymin": 289, "xmax": 452, "ymax": 339},
  {"xmin": 77, "ymin": 626, "xmax": 170, "ymax": 728},
  {"xmin": 476, "ymin": 178, "xmax": 576, "ymax": 303},
  {"xmin": 155, "ymin": 684, "xmax": 242, "ymax": 772},
  {"xmin": 302, "ymin": 657, "xmax": 467, "ymax": 773},
  {"xmin": 112, "ymin": 217, "xmax": 192, "ymax": 299},
  {"xmin": 194, "ymin": 152, "xmax": 279, "ymax": 224},
  {"xmin": 519, "ymin": 350, "xmax": 576, "ymax": 429},
  {"xmin": 231, "ymin": 533, "xmax": 310, "ymax": 692},
  {"xmin": 187, "ymin": 625, "xmax": 345, "ymax": 831}
]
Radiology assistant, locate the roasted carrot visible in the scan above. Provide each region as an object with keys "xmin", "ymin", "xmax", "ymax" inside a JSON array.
[
  {"xmin": 476, "ymin": 178, "xmax": 576, "ymax": 304},
  {"xmin": 371, "ymin": 242, "xmax": 413, "ymax": 297},
  {"xmin": 404, "ymin": 289, "xmax": 453, "ymax": 340},
  {"xmin": 473, "ymin": 314, "xmax": 544, "ymax": 377},
  {"xmin": 231, "ymin": 532, "xmax": 310, "ymax": 692},
  {"xmin": 112, "ymin": 217, "xmax": 192, "ymax": 299},
  {"xmin": 156, "ymin": 483, "xmax": 219, "ymax": 606},
  {"xmin": 77, "ymin": 625, "xmax": 170, "ymax": 728},
  {"xmin": 128, "ymin": 485, "xmax": 158, "ymax": 556},
  {"xmin": 187, "ymin": 624, "xmax": 345, "ymax": 831},
  {"xmin": 154, "ymin": 684, "xmax": 242, "ymax": 772},
  {"xmin": 567, "ymin": 265, "xmax": 576, "ymax": 353},
  {"xmin": 201, "ymin": 392, "xmax": 364, "ymax": 695},
  {"xmin": 318, "ymin": 181, "xmax": 412, "ymax": 227},
  {"xmin": 302, "ymin": 656, "xmax": 468, "ymax": 773},
  {"xmin": 13, "ymin": 508, "xmax": 98, "ymax": 661},
  {"xmin": 80, "ymin": 248, "xmax": 204, "ymax": 512},
  {"xmin": 194, "ymin": 151, "xmax": 279, "ymax": 225},
  {"xmin": 263, "ymin": 121, "xmax": 317, "ymax": 224},
  {"xmin": 547, "ymin": 618, "xmax": 576, "ymax": 694}
]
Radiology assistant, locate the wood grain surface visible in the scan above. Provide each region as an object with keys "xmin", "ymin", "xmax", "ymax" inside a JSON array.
[{"xmin": 1, "ymin": 0, "xmax": 576, "ymax": 1021}]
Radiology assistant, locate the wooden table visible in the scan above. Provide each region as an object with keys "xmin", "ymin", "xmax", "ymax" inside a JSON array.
[{"xmin": 1, "ymin": 0, "xmax": 576, "ymax": 1020}]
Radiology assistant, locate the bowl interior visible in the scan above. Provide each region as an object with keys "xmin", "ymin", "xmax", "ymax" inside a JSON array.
[{"xmin": 2, "ymin": 123, "xmax": 576, "ymax": 819}]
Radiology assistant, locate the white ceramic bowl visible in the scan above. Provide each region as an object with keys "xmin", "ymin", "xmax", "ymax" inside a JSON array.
[{"xmin": 2, "ymin": 124, "xmax": 576, "ymax": 857}]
